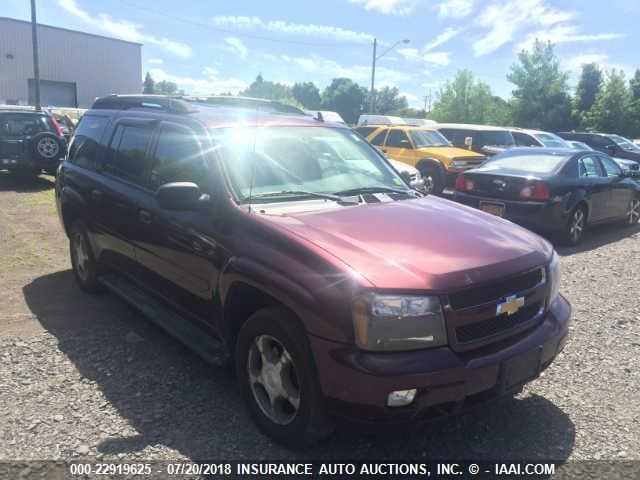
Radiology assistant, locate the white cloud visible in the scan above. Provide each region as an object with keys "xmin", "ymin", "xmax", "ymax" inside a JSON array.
[
  {"xmin": 436, "ymin": 0, "xmax": 474, "ymax": 19},
  {"xmin": 278, "ymin": 55, "xmax": 410, "ymax": 86},
  {"xmin": 212, "ymin": 15, "xmax": 373, "ymax": 43},
  {"xmin": 473, "ymin": 0, "xmax": 577, "ymax": 56},
  {"xmin": 58, "ymin": 0, "xmax": 192, "ymax": 57},
  {"xmin": 224, "ymin": 37, "xmax": 248, "ymax": 59},
  {"xmin": 397, "ymin": 47, "xmax": 421, "ymax": 60},
  {"xmin": 147, "ymin": 58, "xmax": 164, "ymax": 64},
  {"xmin": 517, "ymin": 25, "xmax": 624, "ymax": 51},
  {"xmin": 424, "ymin": 27, "xmax": 462, "ymax": 51},
  {"xmin": 347, "ymin": 0, "xmax": 419, "ymax": 16},
  {"xmin": 423, "ymin": 52, "xmax": 451, "ymax": 66},
  {"xmin": 566, "ymin": 53, "xmax": 609, "ymax": 73},
  {"xmin": 149, "ymin": 67, "xmax": 247, "ymax": 95}
]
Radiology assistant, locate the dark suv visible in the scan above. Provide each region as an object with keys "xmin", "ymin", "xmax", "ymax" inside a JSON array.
[
  {"xmin": 56, "ymin": 95, "xmax": 571, "ymax": 445},
  {"xmin": 558, "ymin": 131, "xmax": 640, "ymax": 164},
  {"xmin": 0, "ymin": 109, "xmax": 67, "ymax": 175}
]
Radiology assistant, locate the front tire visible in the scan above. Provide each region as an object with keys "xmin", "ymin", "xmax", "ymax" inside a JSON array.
[
  {"xmin": 69, "ymin": 221, "xmax": 101, "ymax": 293},
  {"xmin": 562, "ymin": 204, "xmax": 587, "ymax": 245},
  {"xmin": 235, "ymin": 306, "xmax": 333, "ymax": 446},
  {"xmin": 625, "ymin": 197, "xmax": 640, "ymax": 226},
  {"xmin": 418, "ymin": 164, "xmax": 444, "ymax": 195}
]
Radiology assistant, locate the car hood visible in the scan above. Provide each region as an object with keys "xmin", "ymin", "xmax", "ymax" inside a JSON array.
[
  {"xmin": 261, "ymin": 196, "xmax": 552, "ymax": 291},
  {"xmin": 416, "ymin": 146, "xmax": 484, "ymax": 160}
]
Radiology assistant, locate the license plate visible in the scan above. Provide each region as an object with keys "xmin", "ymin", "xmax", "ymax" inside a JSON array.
[
  {"xmin": 502, "ymin": 348, "xmax": 541, "ymax": 390},
  {"xmin": 480, "ymin": 202, "xmax": 505, "ymax": 217}
]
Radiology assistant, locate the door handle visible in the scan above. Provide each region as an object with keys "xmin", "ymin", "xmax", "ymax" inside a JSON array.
[
  {"xmin": 380, "ymin": 148, "xmax": 387, "ymax": 153},
  {"xmin": 90, "ymin": 189, "xmax": 103, "ymax": 201},
  {"xmin": 138, "ymin": 209, "xmax": 152, "ymax": 224}
]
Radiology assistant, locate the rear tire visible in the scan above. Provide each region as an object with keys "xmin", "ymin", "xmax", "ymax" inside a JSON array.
[
  {"xmin": 69, "ymin": 221, "xmax": 101, "ymax": 293},
  {"xmin": 418, "ymin": 164, "xmax": 444, "ymax": 195},
  {"xmin": 235, "ymin": 306, "xmax": 333, "ymax": 446},
  {"xmin": 561, "ymin": 204, "xmax": 587, "ymax": 245}
]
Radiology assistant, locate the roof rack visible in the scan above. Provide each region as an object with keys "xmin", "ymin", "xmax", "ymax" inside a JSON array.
[{"xmin": 91, "ymin": 95, "xmax": 196, "ymax": 114}]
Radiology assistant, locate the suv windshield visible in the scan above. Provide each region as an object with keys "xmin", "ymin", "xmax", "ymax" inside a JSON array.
[
  {"xmin": 535, "ymin": 133, "xmax": 569, "ymax": 148},
  {"xmin": 609, "ymin": 134, "xmax": 640, "ymax": 151},
  {"xmin": 214, "ymin": 126, "xmax": 408, "ymax": 203},
  {"xmin": 409, "ymin": 130, "xmax": 451, "ymax": 147}
]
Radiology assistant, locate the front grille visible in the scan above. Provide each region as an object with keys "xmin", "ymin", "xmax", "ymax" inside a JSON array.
[
  {"xmin": 448, "ymin": 268, "xmax": 543, "ymax": 310},
  {"xmin": 456, "ymin": 302, "xmax": 543, "ymax": 344}
]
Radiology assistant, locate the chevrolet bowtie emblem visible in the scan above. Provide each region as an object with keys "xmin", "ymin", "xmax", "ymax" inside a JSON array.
[
  {"xmin": 496, "ymin": 295, "xmax": 525, "ymax": 316},
  {"xmin": 493, "ymin": 179, "xmax": 507, "ymax": 189}
]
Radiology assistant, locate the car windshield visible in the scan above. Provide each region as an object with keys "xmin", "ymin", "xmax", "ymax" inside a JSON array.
[
  {"xmin": 409, "ymin": 130, "xmax": 451, "ymax": 147},
  {"xmin": 609, "ymin": 134, "xmax": 640, "ymax": 151},
  {"xmin": 477, "ymin": 130, "xmax": 514, "ymax": 147},
  {"xmin": 484, "ymin": 153, "xmax": 568, "ymax": 173},
  {"xmin": 535, "ymin": 133, "xmax": 570, "ymax": 148},
  {"xmin": 213, "ymin": 126, "xmax": 409, "ymax": 203}
]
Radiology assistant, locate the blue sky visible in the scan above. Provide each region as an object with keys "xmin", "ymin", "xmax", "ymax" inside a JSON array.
[{"xmin": 5, "ymin": 0, "xmax": 640, "ymax": 107}]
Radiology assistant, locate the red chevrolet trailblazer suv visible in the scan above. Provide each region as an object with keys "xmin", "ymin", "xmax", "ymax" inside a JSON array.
[{"xmin": 56, "ymin": 95, "xmax": 571, "ymax": 445}]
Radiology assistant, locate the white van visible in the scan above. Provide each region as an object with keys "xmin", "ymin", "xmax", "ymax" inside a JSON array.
[{"xmin": 357, "ymin": 114, "xmax": 405, "ymax": 126}]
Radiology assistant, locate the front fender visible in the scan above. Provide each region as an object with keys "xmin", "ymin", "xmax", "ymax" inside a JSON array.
[{"xmin": 218, "ymin": 256, "xmax": 353, "ymax": 342}]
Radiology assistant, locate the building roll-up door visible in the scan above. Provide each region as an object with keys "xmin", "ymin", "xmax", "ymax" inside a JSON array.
[{"xmin": 28, "ymin": 79, "xmax": 78, "ymax": 107}]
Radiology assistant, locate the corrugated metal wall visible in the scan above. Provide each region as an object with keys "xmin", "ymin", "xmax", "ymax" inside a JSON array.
[{"xmin": 0, "ymin": 17, "xmax": 142, "ymax": 107}]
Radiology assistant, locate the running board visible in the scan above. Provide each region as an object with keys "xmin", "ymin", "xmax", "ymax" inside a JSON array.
[{"xmin": 98, "ymin": 273, "xmax": 229, "ymax": 366}]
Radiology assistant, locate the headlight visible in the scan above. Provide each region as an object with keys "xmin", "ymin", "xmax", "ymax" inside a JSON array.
[
  {"xmin": 352, "ymin": 293, "xmax": 447, "ymax": 351},
  {"xmin": 450, "ymin": 160, "xmax": 468, "ymax": 168},
  {"xmin": 548, "ymin": 251, "xmax": 561, "ymax": 303}
]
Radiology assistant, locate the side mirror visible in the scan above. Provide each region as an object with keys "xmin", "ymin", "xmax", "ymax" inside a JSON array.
[
  {"xmin": 156, "ymin": 182, "xmax": 204, "ymax": 210},
  {"xmin": 399, "ymin": 170, "xmax": 412, "ymax": 184},
  {"xmin": 464, "ymin": 136, "xmax": 473, "ymax": 148},
  {"xmin": 605, "ymin": 144, "xmax": 617, "ymax": 154}
]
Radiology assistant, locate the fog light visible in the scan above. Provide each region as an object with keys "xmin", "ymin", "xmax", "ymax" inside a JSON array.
[{"xmin": 387, "ymin": 389, "xmax": 417, "ymax": 407}]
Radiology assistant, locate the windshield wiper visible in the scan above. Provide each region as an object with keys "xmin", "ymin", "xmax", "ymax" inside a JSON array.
[
  {"xmin": 246, "ymin": 190, "xmax": 359, "ymax": 204},
  {"xmin": 333, "ymin": 186, "xmax": 412, "ymax": 196}
]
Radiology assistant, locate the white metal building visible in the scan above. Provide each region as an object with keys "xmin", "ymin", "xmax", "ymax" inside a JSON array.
[{"xmin": 0, "ymin": 17, "xmax": 141, "ymax": 108}]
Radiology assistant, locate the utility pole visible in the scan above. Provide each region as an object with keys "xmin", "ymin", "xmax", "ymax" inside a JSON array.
[
  {"xmin": 369, "ymin": 38, "xmax": 377, "ymax": 114},
  {"xmin": 30, "ymin": 0, "xmax": 41, "ymax": 111}
]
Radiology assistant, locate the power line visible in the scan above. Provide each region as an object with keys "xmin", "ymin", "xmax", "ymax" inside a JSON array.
[{"xmin": 116, "ymin": 0, "xmax": 363, "ymax": 47}]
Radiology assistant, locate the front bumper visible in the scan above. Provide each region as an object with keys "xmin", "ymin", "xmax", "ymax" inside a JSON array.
[{"xmin": 310, "ymin": 295, "xmax": 571, "ymax": 422}]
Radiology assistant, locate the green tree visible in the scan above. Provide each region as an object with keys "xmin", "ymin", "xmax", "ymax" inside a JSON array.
[
  {"xmin": 241, "ymin": 75, "xmax": 292, "ymax": 102},
  {"xmin": 155, "ymin": 80, "xmax": 184, "ymax": 95},
  {"xmin": 369, "ymin": 86, "xmax": 408, "ymax": 114},
  {"xmin": 388, "ymin": 107, "xmax": 427, "ymax": 118},
  {"xmin": 430, "ymin": 69, "xmax": 510, "ymax": 125},
  {"xmin": 321, "ymin": 78, "xmax": 366, "ymax": 124},
  {"xmin": 575, "ymin": 63, "xmax": 603, "ymax": 113},
  {"xmin": 630, "ymin": 69, "xmax": 640, "ymax": 101},
  {"xmin": 507, "ymin": 40, "xmax": 573, "ymax": 130},
  {"xmin": 291, "ymin": 82, "xmax": 321, "ymax": 109},
  {"xmin": 142, "ymin": 72, "xmax": 155, "ymax": 94},
  {"xmin": 584, "ymin": 69, "xmax": 633, "ymax": 136}
]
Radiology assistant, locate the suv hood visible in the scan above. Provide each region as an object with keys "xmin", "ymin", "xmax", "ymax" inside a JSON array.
[
  {"xmin": 417, "ymin": 146, "xmax": 483, "ymax": 160},
  {"xmin": 262, "ymin": 196, "xmax": 552, "ymax": 291}
]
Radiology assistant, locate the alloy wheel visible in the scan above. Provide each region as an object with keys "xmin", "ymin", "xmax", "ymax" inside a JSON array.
[
  {"xmin": 37, "ymin": 137, "xmax": 59, "ymax": 159},
  {"xmin": 628, "ymin": 198, "xmax": 640, "ymax": 225},
  {"xmin": 247, "ymin": 334, "xmax": 300, "ymax": 425},
  {"xmin": 569, "ymin": 209, "xmax": 585, "ymax": 243},
  {"xmin": 73, "ymin": 232, "xmax": 90, "ymax": 282},
  {"xmin": 422, "ymin": 174, "xmax": 435, "ymax": 193}
]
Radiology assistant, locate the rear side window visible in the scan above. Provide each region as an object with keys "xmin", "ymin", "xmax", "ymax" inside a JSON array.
[
  {"xmin": 150, "ymin": 126, "xmax": 206, "ymax": 189},
  {"xmin": 369, "ymin": 129, "xmax": 387, "ymax": 146},
  {"xmin": 513, "ymin": 132, "xmax": 539, "ymax": 147},
  {"xmin": 354, "ymin": 126, "xmax": 377, "ymax": 138},
  {"xmin": 438, "ymin": 129, "xmax": 467, "ymax": 146},
  {"xmin": 599, "ymin": 155, "xmax": 622, "ymax": 177},
  {"xmin": 69, "ymin": 115, "xmax": 109, "ymax": 169},
  {"xmin": 104, "ymin": 124, "xmax": 153, "ymax": 185},
  {"xmin": 588, "ymin": 135, "xmax": 614, "ymax": 149},
  {"xmin": 0, "ymin": 113, "xmax": 51, "ymax": 136},
  {"xmin": 385, "ymin": 129, "xmax": 411, "ymax": 148},
  {"xmin": 579, "ymin": 156, "xmax": 603, "ymax": 177}
]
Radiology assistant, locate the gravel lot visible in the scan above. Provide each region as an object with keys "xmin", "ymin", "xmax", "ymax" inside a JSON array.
[{"xmin": 0, "ymin": 172, "xmax": 638, "ymax": 468}]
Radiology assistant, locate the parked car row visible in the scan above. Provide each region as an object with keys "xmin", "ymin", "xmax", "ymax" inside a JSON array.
[{"xmin": 54, "ymin": 94, "xmax": 571, "ymax": 445}]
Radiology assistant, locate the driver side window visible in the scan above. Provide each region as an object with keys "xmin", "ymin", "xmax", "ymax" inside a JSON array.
[
  {"xmin": 579, "ymin": 156, "xmax": 603, "ymax": 177},
  {"xmin": 385, "ymin": 130, "xmax": 412, "ymax": 148},
  {"xmin": 150, "ymin": 125, "xmax": 207, "ymax": 190}
]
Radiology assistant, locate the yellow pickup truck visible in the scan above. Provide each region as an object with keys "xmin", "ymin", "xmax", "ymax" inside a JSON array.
[{"xmin": 354, "ymin": 125, "xmax": 486, "ymax": 194}]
